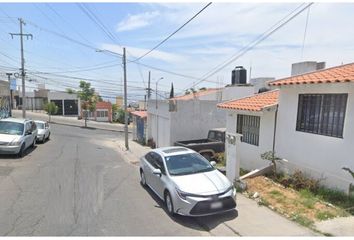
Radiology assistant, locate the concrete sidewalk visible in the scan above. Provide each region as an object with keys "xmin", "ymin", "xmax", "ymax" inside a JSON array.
[
  {"xmin": 315, "ymin": 216, "xmax": 354, "ymax": 236},
  {"xmin": 12, "ymin": 110, "xmax": 131, "ymax": 133}
]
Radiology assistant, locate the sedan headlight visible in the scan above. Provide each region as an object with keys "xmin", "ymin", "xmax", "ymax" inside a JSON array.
[
  {"xmin": 175, "ymin": 187, "xmax": 210, "ymax": 200},
  {"xmin": 9, "ymin": 141, "xmax": 21, "ymax": 146}
]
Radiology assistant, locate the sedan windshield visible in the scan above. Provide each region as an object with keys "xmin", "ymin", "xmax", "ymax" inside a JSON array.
[
  {"xmin": 165, "ymin": 153, "xmax": 214, "ymax": 176},
  {"xmin": 0, "ymin": 121, "xmax": 24, "ymax": 135}
]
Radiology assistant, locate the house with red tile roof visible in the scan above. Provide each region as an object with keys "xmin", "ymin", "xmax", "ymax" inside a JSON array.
[
  {"xmin": 218, "ymin": 62, "xmax": 354, "ymax": 193},
  {"xmin": 217, "ymin": 90, "xmax": 280, "ymax": 179},
  {"xmin": 81, "ymin": 101, "xmax": 112, "ymax": 122},
  {"xmin": 131, "ymin": 111, "xmax": 147, "ymax": 144},
  {"xmin": 269, "ymin": 62, "xmax": 354, "ymax": 193}
]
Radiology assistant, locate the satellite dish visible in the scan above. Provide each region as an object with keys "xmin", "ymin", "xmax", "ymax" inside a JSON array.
[{"xmin": 14, "ymin": 73, "xmax": 20, "ymax": 78}]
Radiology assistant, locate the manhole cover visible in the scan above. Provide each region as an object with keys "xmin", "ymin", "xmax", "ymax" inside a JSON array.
[{"xmin": 0, "ymin": 166, "xmax": 14, "ymax": 176}]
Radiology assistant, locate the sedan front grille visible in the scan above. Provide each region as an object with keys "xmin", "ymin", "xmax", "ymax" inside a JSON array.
[
  {"xmin": 0, "ymin": 141, "xmax": 8, "ymax": 146},
  {"xmin": 189, "ymin": 196, "xmax": 236, "ymax": 215}
]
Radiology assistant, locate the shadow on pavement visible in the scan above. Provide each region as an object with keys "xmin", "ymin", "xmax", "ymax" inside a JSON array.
[
  {"xmin": 0, "ymin": 145, "xmax": 38, "ymax": 159},
  {"xmin": 80, "ymin": 126, "xmax": 97, "ymax": 130},
  {"xmin": 141, "ymin": 182, "xmax": 238, "ymax": 232}
]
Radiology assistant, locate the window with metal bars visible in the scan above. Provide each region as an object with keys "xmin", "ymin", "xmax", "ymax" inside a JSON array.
[
  {"xmin": 296, "ymin": 94, "xmax": 347, "ymax": 138},
  {"xmin": 236, "ymin": 114, "xmax": 260, "ymax": 146}
]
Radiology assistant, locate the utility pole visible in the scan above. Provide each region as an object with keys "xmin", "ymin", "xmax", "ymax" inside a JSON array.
[
  {"xmin": 123, "ymin": 47, "xmax": 129, "ymax": 150},
  {"xmin": 6, "ymin": 73, "xmax": 13, "ymax": 117},
  {"xmin": 10, "ymin": 18, "xmax": 33, "ymax": 119}
]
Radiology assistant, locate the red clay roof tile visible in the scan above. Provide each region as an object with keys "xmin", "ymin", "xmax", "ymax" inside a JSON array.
[
  {"xmin": 269, "ymin": 62, "xmax": 354, "ymax": 86},
  {"xmin": 217, "ymin": 90, "xmax": 279, "ymax": 112}
]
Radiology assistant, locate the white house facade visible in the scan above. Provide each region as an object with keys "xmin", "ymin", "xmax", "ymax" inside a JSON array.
[
  {"xmin": 269, "ymin": 63, "xmax": 354, "ymax": 193},
  {"xmin": 217, "ymin": 90, "xmax": 279, "ymax": 181}
]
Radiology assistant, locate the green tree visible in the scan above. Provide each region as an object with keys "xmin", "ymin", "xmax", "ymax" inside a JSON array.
[
  {"xmin": 66, "ymin": 88, "xmax": 76, "ymax": 94},
  {"xmin": 170, "ymin": 83, "xmax": 174, "ymax": 99},
  {"xmin": 44, "ymin": 102, "xmax": 58, "ymax": 123},
  {"xmin": 117, "ymin": 108, "xmax": 126, "ymax": 124},
  {"xmin": 261, "ymin": 151, "xmax": 282, "ymax": 177},
  {"xmin": 78, "ymin": 81, "xmax": 97, "ymax": 127}
]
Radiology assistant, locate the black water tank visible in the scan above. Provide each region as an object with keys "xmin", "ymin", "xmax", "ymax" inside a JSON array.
[{"xmin": 231, "ymin": 66, "xmax": 247, "ymax": 85}]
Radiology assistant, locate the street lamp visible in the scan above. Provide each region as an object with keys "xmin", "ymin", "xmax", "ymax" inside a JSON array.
[
  {"xmin": 155, "ymin": 77, "xmax": 164, "ymax": 109},
  {"xmin": 96, "ymin": 48, "xmax": 129, "ymax": 150}
]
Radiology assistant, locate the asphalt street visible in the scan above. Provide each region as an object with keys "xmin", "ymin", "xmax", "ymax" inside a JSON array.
[{"xmin": 0, "ymin": 124, "xmax": 228, "ymax": 236}]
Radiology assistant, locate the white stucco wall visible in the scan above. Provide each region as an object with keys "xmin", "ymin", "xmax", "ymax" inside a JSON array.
[
  {"xmin": 169, "ymin": 100, "xmax": 226, "ymax": 145},
  {"xmin": 225, "ymin": 108, "xmax": 276, "ymax": 171},
  {"xmin": 276, "ymin": 83, "xmax": 354, "ymax": 192},
  {"xmin": 147, "ymin": 100, "xmax": 171, "ymax": 147},
  {"xmin": 147, "ymin": 99, "xmax": 227, "ymax": 147}
]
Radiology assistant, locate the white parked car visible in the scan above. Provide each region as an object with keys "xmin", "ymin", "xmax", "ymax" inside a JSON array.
[
  {"xmin": 140, "ymin": 147, "xmax": 236, "ymax": 217},
  {"xmin": 0, "ymin": 118, "xmax": 37, "ymax": 157},
  {"xmin": 34, "ymin": 120, "xmax": 50, "ymax": 143}
]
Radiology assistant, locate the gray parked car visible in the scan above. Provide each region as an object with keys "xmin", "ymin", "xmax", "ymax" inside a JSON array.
[
  {"xmin": 35, "ymin": 120, "xmax": 51, "ymax": 143},
  {"xmin": 0, "ymin": 118, "xmax": 37, "ymax": 157},
  {"xmin": 140, "ymin": 146, "xmax": 236, "ymax": 217}
]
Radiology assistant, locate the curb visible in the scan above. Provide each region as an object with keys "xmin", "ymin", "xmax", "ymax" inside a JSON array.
[{"xmin": 49, "ymin": 121, "xmax": 133, "ymax": 134}]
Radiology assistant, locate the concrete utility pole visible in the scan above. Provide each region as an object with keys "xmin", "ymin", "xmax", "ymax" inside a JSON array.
[
  {"xmin": 123, "ymin": 47, "xmax": 129, "ymax": 150},
  {"xmin": 6, "ymin": 73, "xmax": 13, "ymax": 117},
  {"xmin": 10, "ymin": 18, "xmax": 33, "ymax": 119}
]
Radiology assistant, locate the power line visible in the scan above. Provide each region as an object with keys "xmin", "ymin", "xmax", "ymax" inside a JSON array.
[
  {"xmin": 45, "ymin": 3, "xmax": 95, "ymax": 47},
  {"xmin": 133, "ymin": 2, "xmax": 212, "ymax": 61},
  {"xmin": 301, "ymin": 6, "xmax": 311, "ymax": 59},
  {"xmin": 77, "ymin": 3, "xmax": 122, "ymax": 46},
  {"xmin": 186, "ymin": 2, "xmax": 314, "ymax": 90}
]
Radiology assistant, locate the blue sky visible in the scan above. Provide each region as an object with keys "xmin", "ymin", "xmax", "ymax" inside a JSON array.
[{"xmin": 0, "ymin": 2, "xmax": 353, "ymax": 102}]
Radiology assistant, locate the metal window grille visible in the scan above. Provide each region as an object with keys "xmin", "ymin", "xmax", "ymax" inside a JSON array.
[
  {"xmin": 296, "ymin": 94, "xmax": 347, "ymax": 138},
  {"xmin": 236, "ymin": 114, "xmax": 260, "ymax": 146}
]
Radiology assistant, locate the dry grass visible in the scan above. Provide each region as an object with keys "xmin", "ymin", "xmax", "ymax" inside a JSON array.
[{"xmin": 244, "ymin": 176, "xmax": 349, "ymax": 227}]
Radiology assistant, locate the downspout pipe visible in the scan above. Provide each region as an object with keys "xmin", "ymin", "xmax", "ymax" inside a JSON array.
[{"xmin": 272, "ymin": 104, "xmax": 279, "ymax": 159}]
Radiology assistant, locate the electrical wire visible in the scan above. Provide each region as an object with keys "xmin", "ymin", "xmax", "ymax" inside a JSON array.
[
  {"xmin": 133, "ymin": 2, "xmax": 212, "ymax": 61},
  {"xmin": 301, "ymin": 6, "xmax": 311, "ymax": 59},
  {"xmin": 185, "ymin": 2, "xmax": 314, "ymax": 90}
]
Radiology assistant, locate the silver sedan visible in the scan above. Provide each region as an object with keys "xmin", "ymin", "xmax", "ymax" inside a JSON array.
[{"xmin": 139, "ymin": 147, "xmax": 236, "ymax": 217}]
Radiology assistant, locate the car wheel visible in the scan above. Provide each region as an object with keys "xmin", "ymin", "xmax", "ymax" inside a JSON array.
[
  {"xmin": 140, "ymin": 170, "xmax": 147, "ymax": 187},
  {"xmin": 164, "ymin": 191, "xmax": 175, "ymax": 216},
  {"xmin": 17, "ymin": 144, "xmax": 25, "ymax": 158}
]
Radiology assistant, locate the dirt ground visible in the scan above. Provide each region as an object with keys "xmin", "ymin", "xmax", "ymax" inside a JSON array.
[{"xmin": 244, "ymin": 176, "xmax": 348, "ymax": 224}]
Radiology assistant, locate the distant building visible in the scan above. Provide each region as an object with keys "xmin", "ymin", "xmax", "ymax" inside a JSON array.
[
  {"xmin": 0, "ymin": 80, "xmax": 10, "ymax": 118},
  {"xmin": 48, "ymin": 91, "xmax": 80, "ymax": 116},
  {"xmin": 116, "ymin": 96, "xmax": 123, "ymax": 108},
  {"xmin": 131, "ymin": 111, "xmax": 147, "ymax": 144},
  {"xmin": 81, "ymin": 101, "xmax": 112, "ymax": 123}
]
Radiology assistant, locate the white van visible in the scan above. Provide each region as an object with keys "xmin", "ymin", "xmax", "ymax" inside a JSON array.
[{"xmin": 0, "ymin": 118, "xmax": 38, "ymax": 157}]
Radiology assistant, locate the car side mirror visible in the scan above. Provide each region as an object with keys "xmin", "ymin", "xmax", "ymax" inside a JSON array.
[
  {"xmin": 153, "ymin": 168, "xmax": 162, "ymax": 176},
  {"xmin": 210, "ymin": 161, "xmax": 216, "ymax": 167},
  {"xmin": 25, "ymin": 131, "xmax": 32, "ymax": 136}
]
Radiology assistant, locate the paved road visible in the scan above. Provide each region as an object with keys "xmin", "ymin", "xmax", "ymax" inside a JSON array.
[{"xmin": 0, "ymin": 124, "xmax": 219, "ymax": 236}]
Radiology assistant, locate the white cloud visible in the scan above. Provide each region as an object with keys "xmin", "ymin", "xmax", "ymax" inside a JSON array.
[
  {"xmin": 116, "ymin": 11, "xmax": 159, "ymax": 32},
  {"xmin": 101, "ymin": 43, "xmax": 185, "ymax": 63}
]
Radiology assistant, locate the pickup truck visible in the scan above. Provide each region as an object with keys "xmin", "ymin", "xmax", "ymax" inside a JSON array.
[{"xmin": 174, "ymin": 128, "xmax": 226, "ymax": 161}]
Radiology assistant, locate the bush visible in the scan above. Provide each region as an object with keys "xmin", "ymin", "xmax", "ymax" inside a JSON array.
[
  {"xmin": 289, "ymin": 170, "xmax": 320, "ymax": 192},
  {"xmin": 214, "ymin": 153, "xmax": 226, "ymax": 165}
]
